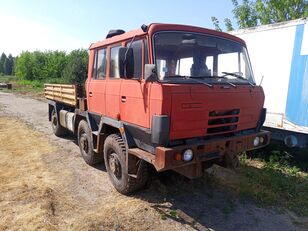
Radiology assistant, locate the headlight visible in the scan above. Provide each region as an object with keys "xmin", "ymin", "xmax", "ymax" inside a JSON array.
[
  {"xmin": 253, "ymin": 137, "xmax": 260, "ymax": 146},
  {"xmin": 183, "ymin": 149, "xmax": 194, "ymax": 161}
]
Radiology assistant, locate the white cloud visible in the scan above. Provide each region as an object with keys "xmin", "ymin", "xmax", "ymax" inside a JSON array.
[{"xmin": 0, "ymin": 11, "xmax": 88, "ymax": 56}]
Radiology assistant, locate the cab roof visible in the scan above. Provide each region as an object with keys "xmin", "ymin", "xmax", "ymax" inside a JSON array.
[{"xmin": 89, "ymin": 23, "xmax": 246, "ymax": 50}]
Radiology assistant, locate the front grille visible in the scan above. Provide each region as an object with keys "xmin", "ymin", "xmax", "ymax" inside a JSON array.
[{"xmin": 207, "ymin": 109, "xmax": 240, "ymax": 134}]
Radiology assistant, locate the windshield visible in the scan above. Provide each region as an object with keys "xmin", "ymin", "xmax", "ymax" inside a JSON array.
[{"xmin": 153, "ymin": 32, "xmax": 255, "ymax": 84}]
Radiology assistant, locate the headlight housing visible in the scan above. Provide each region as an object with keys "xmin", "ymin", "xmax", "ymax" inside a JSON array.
[
  {"xmin": 183, "ymin": 149, "xmax": 194, "ymax": 161},
  {"xmin": 253, "ymin": 137, "xmax": 260, "ymax": 147}
]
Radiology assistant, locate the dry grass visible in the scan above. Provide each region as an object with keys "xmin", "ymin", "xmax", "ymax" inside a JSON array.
[
  {"xmin": 0, "ymin": 117, "xmax": 188, "ymax": 231},
  {"xmin": 2, "ymin": 115, "xmax": 306, "ymax": 230},
  {"xmin": 0, "ymin": 117, "xmax": 56, "ymax": 230}
]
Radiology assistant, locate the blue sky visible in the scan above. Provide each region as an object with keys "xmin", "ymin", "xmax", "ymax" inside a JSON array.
[{"xmin": 0, "ymin": 0, "xmax": 236, "ymax": 56}]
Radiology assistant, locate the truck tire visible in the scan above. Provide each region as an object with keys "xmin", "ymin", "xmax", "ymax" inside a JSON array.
[
  {"xmin": 104, "ymin": 134, "xmax": 148, "ymax": 194},
  {"xmin": 77, "ymin": 120, "xmax": 103, "ymax": 165},
  {"xmin": 51, "ymin": 108, "xmax": 66, "ymax": 137}
]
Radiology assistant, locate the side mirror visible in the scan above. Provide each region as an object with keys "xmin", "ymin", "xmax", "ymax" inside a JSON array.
[
  {"xmin": 144, "ymin": 64, "xmax": 157, "ymax": 82},
  {"xmin": 118, "ymin": 47, "xmax": 134, "ymax": 78}
]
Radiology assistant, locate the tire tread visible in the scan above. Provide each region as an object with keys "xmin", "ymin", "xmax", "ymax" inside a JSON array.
[{"xmin": 105, "ymin": 134, "xmax": 148, "ymax": 194}]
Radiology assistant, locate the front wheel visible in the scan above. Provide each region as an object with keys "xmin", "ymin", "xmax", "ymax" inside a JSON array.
[{"xmin": 104, "ymin": 134, "xmax": 148, "ymax": 194}]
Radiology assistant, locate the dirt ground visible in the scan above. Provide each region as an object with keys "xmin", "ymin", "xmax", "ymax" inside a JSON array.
[{"xmin": 0, "ymin": 91, "xmax": 306, "ymax": 231}]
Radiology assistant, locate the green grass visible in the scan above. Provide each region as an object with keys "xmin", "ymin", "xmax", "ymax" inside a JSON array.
[
  {"xmin": 18, "ymin": 79, "xmax": 44, "ymax": 91},
  {"xmin": 0, "ymin": 75, "xmax": 44, "ymax": 92},
  {"xmin": 0, "ymin": 75, "xmax": 18, "ymax": 83},
  {"xmin": 247, "ymin": 141, "xmax": 308, "ymax": 171},
  {"xmin": 234, "ymin": 151, "xmax": 308, "ymax": 216},
  {"xmin": 0, "ymin": 75, "xmax": 67, "ymax": 94},
  {"xmin": 18, "ymin": 78, "xmax": 67, "ymax": 91}
]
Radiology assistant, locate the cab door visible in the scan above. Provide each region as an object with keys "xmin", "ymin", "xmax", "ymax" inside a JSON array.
[
  {"xmin": 120, "ymin": 39, "xmax": 150, "ymax": 128},
  {"xmin": 87, "ymin": 48, "xmax": 107, "ymax": 115}
]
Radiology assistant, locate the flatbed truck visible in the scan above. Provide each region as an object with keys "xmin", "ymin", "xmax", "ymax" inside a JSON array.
[{"xmin": 45, "ymin": 23, "xmax": 270, "ymax": 194}]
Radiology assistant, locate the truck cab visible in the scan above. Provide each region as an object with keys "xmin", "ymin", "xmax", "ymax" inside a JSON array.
[{"xmin": 47, "ymin": 23, "xmax": 270, "ymax": 194}]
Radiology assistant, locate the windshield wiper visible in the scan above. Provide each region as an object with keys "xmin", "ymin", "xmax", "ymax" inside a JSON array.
[
  {"xmin": 189, "ymin": 77, "xmax": 213, "ymax": 88},
  {"xmin": 165, "ymin": 75, "xmax": 213, "ymax": 88},
  {"xmin": 221, "ymin": 72, "xmax": 255, "ymax": 87},
  {"xmin": 191, "ymin": 75, "xmax": 236, "ymax": 88},
  {"xmin": 164, "ymin": 75, "xmax": 187, "ymax": 79},
  {"xmin": 221, "ymin": 72, "xmax": 245, "ymax": 79}
]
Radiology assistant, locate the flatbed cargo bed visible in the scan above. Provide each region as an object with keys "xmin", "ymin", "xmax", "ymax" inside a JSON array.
[{"xmin": 44, "ymin": 84, "xmax": 84, "ymax": 107}]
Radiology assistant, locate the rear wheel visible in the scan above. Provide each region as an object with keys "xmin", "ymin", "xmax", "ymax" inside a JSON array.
[
  {"xmin": 51, "ymin": 108, "xmax": 66, "ymax": 137},
  {"xmin": 78, "ymin": 120, "xmax": 103, "ymax": 165},
  {"xmin": 104, "ymin": 134, "xmax": 148, "ymax": 194}
]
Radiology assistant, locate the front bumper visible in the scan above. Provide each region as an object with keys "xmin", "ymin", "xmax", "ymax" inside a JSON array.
[
  {"xmin": 155, "ymin": 130, "xmax": 269, "ymax": 169},
  {"xmin": 129, "ymin": 130, "xmax": 270, "ymax": 178}
]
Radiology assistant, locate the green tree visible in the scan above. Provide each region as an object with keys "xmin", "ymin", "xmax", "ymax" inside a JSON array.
[
  {"xmin": 14, "ymin": 49, "xmax": 88, "ymax": 83},
  {"xmin": 4, "ymin": 54, "xmax": 14, "ymax": 75},
  {"xmin": 12, "ymin": 56, "xmax": 17, "ymax": 75},
  {"xmin": 46, "ymin": 50, "xmax": 67, "ymax": 79},
  {"xmin": 15, "ymin": 51, "xmax": 35, "ymax": 80},
  {"xmin": 62, "ymin": 49, "xmax": 88, "ymax": 83},
  {"xmin": 254, "ymin": 0, "xmax": 308, "ymax": 25},
  {"xmin": 32, "ymin": 51, "xmax": 49, "ymax": 80},
  {"xmin": 0, "ymin": 52, "xmax": 7, "ymax": 74},
  {"xmin": 211, "ymin": 16, "xmax": 222, "ymax": 31},
  {"xmin": 232, "ymin": 0, "xmax": 259, "ymax": 28},
  {"xmin": 212, "ymin": 0, "xmax": 308, "ymax": 31},
  {"xmin": 224, "ymin": 18, "xmax": 234, "ymax": 31}
]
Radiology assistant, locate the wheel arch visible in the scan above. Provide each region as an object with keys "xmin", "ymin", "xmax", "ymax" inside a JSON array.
[
  {"xmin": 73, "ymin": 110, "xmax": 95, "ymax": 135},
  {"xmin": 73, "ymin": 112, "xmax": 130, "ymax": 152}
]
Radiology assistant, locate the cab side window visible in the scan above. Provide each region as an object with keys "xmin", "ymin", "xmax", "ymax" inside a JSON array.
[
  {"xmin": 97, "ymin": 48, "xmax": 107, "ymax": 79},
  {"xmin": 92, "ymin": 48, "xmax": 107, "ymax": 79},
  {"xmin": 144, "ymin": 39, "xmax": 149, "ymax": 65},
  {"xmin": 110, "ymin": 45, "xmax": 121, "ymax": 78},
  {"xmin": 128, "ymin": 40, "xmax": 142, "ymax": 79},
  {"xmin": 92, "ymin": 51, "xmax": 98, "ymax": 79}
]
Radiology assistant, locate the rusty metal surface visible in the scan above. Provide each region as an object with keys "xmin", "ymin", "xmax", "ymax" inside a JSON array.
[
  {"xmin": 129, "ymin": 130, "xmax": 270, "ymax": 178},
  {"xmin": 129, "ymin": 148, "xmax": 155, "ymax": 164},
  {"xmin": 173, "ymin": 162, "xmax": 203, "ymax": 179}
]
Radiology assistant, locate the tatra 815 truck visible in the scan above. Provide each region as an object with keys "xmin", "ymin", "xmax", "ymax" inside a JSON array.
[{"xmin": 45, "ymin": 23, "xmax": 270, "ymax": 194}]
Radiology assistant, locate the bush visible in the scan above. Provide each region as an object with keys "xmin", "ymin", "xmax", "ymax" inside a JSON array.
[
  {"xmin": 62, "ymin": 49, "xmax": 88, "ymax": 84},
  {"xmin": 14, "ymin": 49, "xmax": 88, "ymax": 84}
]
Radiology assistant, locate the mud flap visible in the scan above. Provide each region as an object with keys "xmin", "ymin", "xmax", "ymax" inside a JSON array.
[
  {"xmin": 127, "ymin": 153, "xmax": 141, "ymax": 178},
  {"xmin": 224, "ymin": 153, "xmax": 240, "ymax": 169},
  {"xmin": 173, "ymin": 162, "xmax": 203, "ymax": 179}
]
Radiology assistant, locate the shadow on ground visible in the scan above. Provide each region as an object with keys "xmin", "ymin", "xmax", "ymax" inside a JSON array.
[
  {"xmin": 133, "ymin": 166, "xmax": 307, "ymax": 231},
  {"xmin": 60, "ymin": 134, "xmax": 307, "ymax": 230}
]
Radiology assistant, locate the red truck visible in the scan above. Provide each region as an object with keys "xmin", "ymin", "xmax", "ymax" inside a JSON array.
[{"xmin": 45, "ymin": 23, "xmax": 270, "ymax": 194}]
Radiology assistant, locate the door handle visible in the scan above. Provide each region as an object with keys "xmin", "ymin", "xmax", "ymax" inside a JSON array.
[
  {"xmin": 89, "ymin": 92, "xmax": 93, "ymax": 97},
  {"xmin": 121, "ymin": 96, "xmax": 126, "ymax": 102}
]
